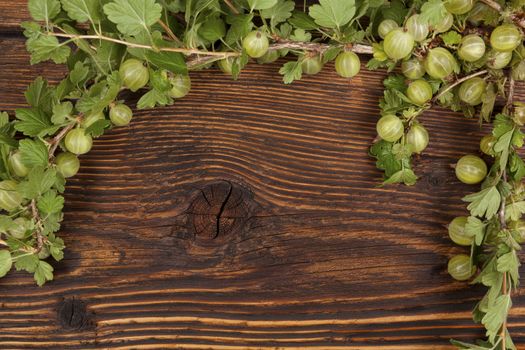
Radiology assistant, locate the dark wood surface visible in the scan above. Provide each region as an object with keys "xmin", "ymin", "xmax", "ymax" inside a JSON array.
[{"xmin": 1, "ymin": 2, "xmax": 525, "ymax": 349}]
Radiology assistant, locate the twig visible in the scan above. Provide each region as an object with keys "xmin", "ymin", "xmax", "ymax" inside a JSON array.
[
  {"xmin": 433, "ymin": 70, "xmax": 488, "ymax": 102},
  {"xmin": 48, "ymin": 32, "xmax": 240, "ymax": 58},
  {"xmin": 30, "ymin": 199, "xmax": 44, "ymax": 253},
  {"xmin": 157, "ymin": 19, "xmax": 183, "ymax": 46},
  {"xmin": 222, "ymin": 0, "xmax": 240, "ymax": 14},
  {"xmin": 50, "ymin": 31, "xmax": 375, "ymax": 70},
  {"xmin": 48, "ymin": 121, "xmax": 77, "ymax": 160}
]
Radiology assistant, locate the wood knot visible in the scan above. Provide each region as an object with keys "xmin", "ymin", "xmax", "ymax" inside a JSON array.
[
  {"xmin": 187, "ymin": 180, "xmax": 253, "ymax": 243},
  {"xmin": 57, "ymin": 297, "xmax": 92, "ymax": 331}
]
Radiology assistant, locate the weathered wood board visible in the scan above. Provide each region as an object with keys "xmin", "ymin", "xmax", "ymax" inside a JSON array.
[{"xmin": 1, "ymin": 2, "xmax": 525, "ymax": 349}]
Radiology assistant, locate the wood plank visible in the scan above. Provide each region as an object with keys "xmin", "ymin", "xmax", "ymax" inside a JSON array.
[{"xmin": 1, "ymin": 4, "xmax": 525, "ymax": 349}]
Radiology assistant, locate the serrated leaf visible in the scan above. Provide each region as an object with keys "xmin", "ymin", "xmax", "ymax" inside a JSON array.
[
  {"xmin": 26, "ymin": 34, "xmax": 71, "ymax": 64},
  {"xmin": 288, "ymin": 11, "xmax": 318, "ymax": 30},
  {"xmin": 198, "ymin": 17, "xmax": 226, "ymax": 42},
  {"xmin": 37, "ymin": 191, "xmax": 64, "ymax": 215},
  {"xmin": 279, "ymin": 60, "xmax": 302, "ymax": 84},
  {"xmin": 28, "ymin": 0, "xmax": 61, "ymax": 22},
  {"xmin": 137, "ymin": 89, "xmax": 172, "ymax": 109},
  {"xmin": 246, "ymin": 0, "xmax": 277, "ymax": 11},
  {"xmin": 51, "ymin": 102, "xmax": 73, "ymax": 125},
  {"xmin": 383, "ymin": 168, "xmax": 417, "ymax": 185},
  {"xmin": 60, "ymin": 0, "xmax": 100, "ymax": 23},
  {"xmin": 69, "ymin": 61, "xmax": 89, "ymax": 85},
  {"xmin": 85, "ymin": 119, "xmax": 111, "ymax": 137},
  {"xmin": 420, "ymin": 0, "xmax": 448, "ymax": 27},
  {"xmin": 481, "ymin": 294, "xmax": 511, "ymax": 343},
  {"xmin": 440, "ymin": 31, "xmax": 462, "ymax": 46},
  {"xmin": 0, "ymin": 250, "xmax": 12, "ymax": 278},
  {"xmin": 505, "ymin": 201, "xmax": 525, "ymax": 221},
  {"xmin": 25, "ymin": 77, "xmax": 53, "ymax": 110},
  {"xmin": 464, "ymin": 216, "xmax": 486, "ymax": 246},
  {"xmin": 145, "ymin": 50, "xmax": 187, "ymax": 74},
  {"xmin": 14, "ymin": 254, "xmax": 39, "ymax": 273},
  {"xmin": 103, "ymin": 0, "xmax": 162, "ymax": 36},
  {"xmin": 225, "ymin": 13, "xmax": 254, "ymax": 44},
  {"xmin": 34, "ymin": 260, "xmax": 53, "ymax": 286},
  {"xmin": 309, "ymin": 0, "xmax": 355, "ymax": 29},
  {"xmin": 261, "ymin": 0, "xmax": 295, "ymax": 27},
  {"xmin": 15, "ymin": 108, "xmax": 58, "ymax": 137},
  {"xmin": 17, "ymin": 167, "xmax": 57, "ymax": 200},
  {"xmin": 462, "ymin": 186, "xmax": 501, "ymax": 219},
  {"xmin": 497, "ymin": 250, "xmax": 520, "ymax": 283},
  {"xmin": 19, "ymin": 139, "xmax": 49, "ymax": 168}
]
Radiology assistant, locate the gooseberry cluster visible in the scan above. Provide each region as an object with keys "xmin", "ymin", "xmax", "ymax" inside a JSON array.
[{"xmin": 0, "ymin": 0, "xmax": 524, "ymax": 348}]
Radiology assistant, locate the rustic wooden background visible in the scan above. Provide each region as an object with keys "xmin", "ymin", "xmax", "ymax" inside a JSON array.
[{"xmin": 1, "ymin": 2, "xmax": 525, "ymax": 349}]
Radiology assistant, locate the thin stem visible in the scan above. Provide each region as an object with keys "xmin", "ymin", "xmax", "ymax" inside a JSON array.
[
  {"xmin": 433, "ymin": 70, "xmax": 488, "ymax": 102},
  {"xmin": 48, "ymin": 32, "xmax": 240, "ymax": 58},
  {"xmin": 48, "ymin": 31, "xmax": 375, "ymax": 65},
  {"xmin": 30, "ymin": 199, "xmax": 44, "ymax": 253},
  {"xmin": 157, "ymin": 19, "xmax": 183, "ymax": 45},
  {"xmin": 48, "ymin": 121, "xmax": 77, "ymax": 160},
  {"xmin": 222, "ymin": 0, "xmax": 240, "ymax": 14}
]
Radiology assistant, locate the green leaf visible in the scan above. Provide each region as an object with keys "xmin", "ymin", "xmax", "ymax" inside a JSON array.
[
  {"xmin": 464, "ymin": 216, "xmax": 486, "ymax": 246},
  {"xmin": 0, "ymin": 250, "xmax": 12, "ymax": 278},
  {"xmin": 15, "ymin": 108, "xmax": 58, "ymax": 137},
  {"xmin": 309, "ymin": 0, "xmax": 355, "ymax": 29},
  {"xmin": 85, "ymin": 119, "xmax": 111, "ymax": 137},
  {"xmin": 288, "ymin": 11, "xmax": 318, "ymax": 30},
  {"xmin": 28, "ymin": 0, "xmax": 61, "ymax": 21},
  {"xmin": 14, "ymin": 254, "xmax": 39, "ymax": 273},
  {"xmin": 369, "ymin": 139, "xmax": 402, "ymax": 178},
  {"xmin": 37, "ymin": 191, "xmax": 64, "ymax": 215},
  {"xmin": 246, "ymin": 0, "xmax": 277, "ymax": 11},
  {"xmin": 481, "ymin": 294, "xmax": 511, "ymax": 343},
  {"xmin": 383, "ymin": 75, "xmax": 406, "ymax": 92},
  {"xmin": 60, "ymin": 0, "xmax": 100, "ymax": 23},
  {"xmin": 198, "ymin": 17, "xmax": 226, "ymax": 42},
  {"xmin": 383, "ymin": 168, "xmax": 417, "ymax": 185},
  {"xmin": 51, "ymin": 102, "xmax": 73, "ymax": 125},
  {"xmin": 494, "ymin": 128, "xmax": 514, "ymax": 170},
  {"xmin": 380, "ymin": 0, "xmax": 408, "ymax": 25},
  {"xmin": 137, "ymin": 89, "xmax": 172, "ymax": 109},
  {"xmin": 261, "ymin": 1, "xmax": 295, "ymax": 26},
  {"xmin": 279, "ymin": 60, "xmax": 302, "ymax": 84},
  {"xmin": 18, "ymin": 167, "xmax": 58, "ymax": 200},
  {"xmin": 497, "ymin": 250, "xmax": 520, "ymax": 283},
  {"xmin": 225, "ymin": 13, "xmax": 254, "ymax": 44},
  {"xmin": 19, "ymin": 139, "xmax": 49, "ymax": 168},
  {"xmin": 145, "ymin": 50, "xmax": 188, "ymax": 74},
  {"xmin": 103, "ymin": 0, "xmax": 162, "ymax": 36},
  {"xmin": 440, "ymin": 31, "xmax": 462, "ymax": 46},
  {"xmin": 34, "ymin": 260, "xmax": 54, "ymax": 286},
  {"xmin": 47, "ymin": 233, "xmax": 65, "ymax": 261},
  {"xmin": 26, "ymin": 34, "xmax": 71, "ymax": 64},
  {"xmin": 505, "ymin": 201, "xmax": 525, "ymax": 221},
  {"xmin": 69, "ymin": 61, "xmax": 90, "ymax": 86},
  {"xmin": 420, "ymin": 0, "xmax": 448, "ymax": 27},
  {"xmin": 290, "ymin": 29, "xmax": 312, "ymax": 42},
  {"xmin": 25, "ymin": 77, "xmax": 52, "ymax": 109},
  {"xmin": 462, "ymin": 186, "xmax": 501, "ymax": 219}
]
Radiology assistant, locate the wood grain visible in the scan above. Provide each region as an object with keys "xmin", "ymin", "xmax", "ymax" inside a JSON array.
[{"xmin": 1, "ymin": 3, "xmax": 525, "ymax": 349}]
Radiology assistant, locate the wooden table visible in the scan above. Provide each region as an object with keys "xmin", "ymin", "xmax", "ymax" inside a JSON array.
[{"xmin": 1, "ymin": 2, "xmax": 524, "ymax": 349}]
